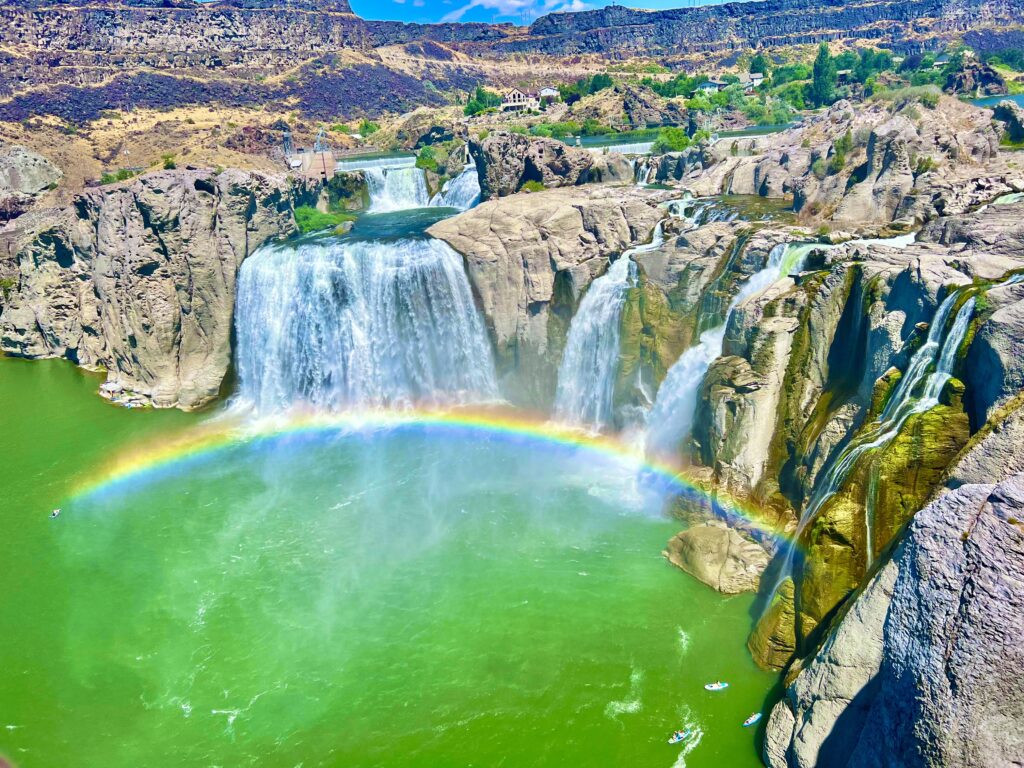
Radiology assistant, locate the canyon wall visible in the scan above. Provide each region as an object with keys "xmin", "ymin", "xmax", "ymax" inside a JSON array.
[{"xmin": 0, "ymin": 168, "xmax": 311, "ymax": 409}]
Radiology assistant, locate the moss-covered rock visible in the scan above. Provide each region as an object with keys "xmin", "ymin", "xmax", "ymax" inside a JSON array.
[{"xmin": 749, "ymin": 577, "xmax": 797, "ymax": 670}]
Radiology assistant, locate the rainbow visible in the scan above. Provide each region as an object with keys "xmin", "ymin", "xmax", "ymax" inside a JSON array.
[{"xmin": 70, "ymin": 406, "xmax": 787, "ymax": 541}]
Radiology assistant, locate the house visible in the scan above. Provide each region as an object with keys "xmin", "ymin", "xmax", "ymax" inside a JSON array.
[
  {"xmin": 738, "ymin": 72, "xmax": 765, "ymax": 92},
  {"xmin": 501, "ymin": 88, "xmax": 540, "ymax": 112},
  {"xmin": 837, "ymin": 69, "xmax": 854, "ymax": 85},
  {"xmin": 539, "ymin": 86, "xmax": 560, "ymax": 103},
  {"xmin": 932, "ymin": 53, "xmax": 951, "ymax": 69},
  {"xmin": 697, "ymin": 79, "xmax": 728, "ymax": 94}
]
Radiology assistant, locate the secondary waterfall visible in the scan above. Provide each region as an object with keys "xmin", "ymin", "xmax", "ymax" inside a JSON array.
[
  {"xmin": 765, "ymin": 290, "xmax": 976, "ymax": 602},
  {"xmin": 554, "ymin": 223, "xmax": 665, "ymax": 431},
  {"xmin": 234, "ymin": 238, "xmax": 498, "ymax": 414},
  {"xmin": 431, "ymin": 164, "xmax": 481, "ymax": 211},
  {"xmin": 366, "ymin": 167, "xmax": 431, "ymax": 212},
  {"xmin": 645, "ymin": 242, "xmax": 815, "ymax": 458}
]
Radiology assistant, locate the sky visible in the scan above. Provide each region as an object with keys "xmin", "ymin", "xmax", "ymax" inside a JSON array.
[{"xmin": 349, "ymin": 0, "xmax": 716, "ymax": 25}]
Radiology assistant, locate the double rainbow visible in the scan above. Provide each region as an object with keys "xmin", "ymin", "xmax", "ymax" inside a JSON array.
[{"xmin": 70, "ymin": 406, "xmax": 786, "ymax": 541}]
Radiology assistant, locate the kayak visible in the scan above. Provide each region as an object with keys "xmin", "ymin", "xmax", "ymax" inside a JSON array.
[
  {"xmin": 743, "ymin": 713, "xmax": 762, "ymax": 727},
  {"xmin": 668, "ymin": 729, "xmax": 693, "ymax": 744},
  {"xmin": 704, "ymin": 682, "xmax": 729, "ymax": 691}
]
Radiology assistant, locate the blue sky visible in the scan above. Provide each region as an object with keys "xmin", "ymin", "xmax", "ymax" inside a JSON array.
[{"xmin": 350, "ymin": 0, "xmax": 707, "ymax": 24}]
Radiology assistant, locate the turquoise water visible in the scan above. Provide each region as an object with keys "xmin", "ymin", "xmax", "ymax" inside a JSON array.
[
  {"xmin": 970, "ymin": 93, "xmax": 1024, "ymax": 108},
  {"xmin": 0, "ymin": 358, "xmax": 777, "ymax": 768}
]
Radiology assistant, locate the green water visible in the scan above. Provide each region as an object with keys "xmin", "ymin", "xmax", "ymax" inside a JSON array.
[{"xmin": 0, "ymin": 357, "xmax": 775, "ymax": 768}]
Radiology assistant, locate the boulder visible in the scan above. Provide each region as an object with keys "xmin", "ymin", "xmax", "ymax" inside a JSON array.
[{"xmin": 664, "ymin": 520, "xmax": 770, "ymax": 593}]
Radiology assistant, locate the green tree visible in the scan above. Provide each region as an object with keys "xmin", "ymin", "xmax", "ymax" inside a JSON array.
[
  {"xmin": 810, "ymin": 43, "xmax": 838, "ymax": 108},
  {"xmin": 750, "ymin": 53, "xmax": 771, "ymax": 75}
]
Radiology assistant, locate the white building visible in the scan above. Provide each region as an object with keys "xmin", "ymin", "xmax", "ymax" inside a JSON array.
[{"xmin": 502, "ymin": 88, "xmax": 540, "ymax": 112}]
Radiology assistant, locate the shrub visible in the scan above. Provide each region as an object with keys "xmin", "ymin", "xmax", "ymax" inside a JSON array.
[
  {"xmin": 161, "ymin": 154, "xmax": 176, "ymax": 170},
  {"xmin": 915, "ymin": 155, "xmax": 938, "ymax": 175},
  {"xmin": 294, "ymin": 206, "xmax": 356, "ymax": 234},
  {"xmin": 99, "ymin": 168, "xmax": 140, "ymax": 185},
  {"xmin": 521, "ymin": 180, "xmax": 546, "ymax": 193},
  {"xmin": 358, "ymin": 119, "xmax": 380, "ymax": 135},
  {"xmin": 415, "ymin": 146, "xmax": 439, "ymax": 173},
  {"xmin": 652, "ymin": 126, "xmax": 691, "ymax": 153},
  {"xmin": 811, "ymin": 157, "xmax": 828, "ymax": 179}
]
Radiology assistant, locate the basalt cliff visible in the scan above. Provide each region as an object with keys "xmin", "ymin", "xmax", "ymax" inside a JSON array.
[{"xmin": 1, "ymin": 0, "xmax": 1023, "ymax": 122}]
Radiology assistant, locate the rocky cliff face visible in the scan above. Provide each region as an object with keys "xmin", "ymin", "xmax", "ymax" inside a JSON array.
[
  {"xmin": 763, "ymin": 474, "xmax": 1024, "ymax": 768},
  {"xmin": 517, "ymin": 0, "xmax": 1024, "ymax": 57},
  {"xmin": 643, "ymin": 96, "xmax": 1010, "ymax": 228},
  {"xmin": 0, "ymin": 168, "xmax": 306, "ymax": 408},
  {"xmin": 428, "ymin": 185, "xmax": 666, "ymax": 406}
]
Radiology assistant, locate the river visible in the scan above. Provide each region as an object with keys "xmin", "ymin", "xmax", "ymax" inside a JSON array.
[{"xmin": 0, "ymin": 172, "xmax": 777, "ymax": 768}]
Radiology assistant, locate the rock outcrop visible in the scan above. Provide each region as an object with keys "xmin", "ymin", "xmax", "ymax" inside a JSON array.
[
  {"xmin": 0, "ymin": 144, "xmax": 62, "ymax": 220},
  {"xmin": 0, "ymin": 168, "xmax": 303, "ymax": 408},
  {"xmin": 428, "ymin": 185, "xmax": 666, "ymax": 406},
  {"xmin": 993, "ymin": 99, "xmax": 1024, "ymax": 143},
  {"xmin": 469, "ymin": 132, "xmax": 597, "ymax": 200},
  {"xmin": 764, "ymin": 475, "xmax": 1024, "ymax": 768},
  {"xmin": 644, "ymin": 96, "xmax": 1006, "ymax": 227},
  {"xmin": 944, "ymin": 61, "xmax": 1006, "ymax": 96}
]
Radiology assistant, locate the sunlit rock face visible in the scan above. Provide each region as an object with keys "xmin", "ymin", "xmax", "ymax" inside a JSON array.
[{"xmin": 764, "ymin": 474, "xmax": 1024, "ymax": 768}]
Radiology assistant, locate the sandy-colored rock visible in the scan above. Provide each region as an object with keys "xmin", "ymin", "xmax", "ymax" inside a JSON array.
[
  {"xmin": 664, "ymin": 520, "xmax": 769, "ymax": 593},
  {"xmin": 428, "ymin": 185, "xmax": 665, "ymax": 405}
]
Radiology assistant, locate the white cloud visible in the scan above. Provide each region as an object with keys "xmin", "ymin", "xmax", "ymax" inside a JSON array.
[{"xmin": 441, "ymin": 0, "xmax": 591, "ymax": 23}]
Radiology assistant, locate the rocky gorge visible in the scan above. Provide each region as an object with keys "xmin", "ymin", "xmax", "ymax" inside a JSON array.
[{"xmin": 2, "ymin": 87, "xmax": 1024, "ymax": 766}]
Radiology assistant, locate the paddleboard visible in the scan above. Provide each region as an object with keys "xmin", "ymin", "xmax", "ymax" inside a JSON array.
[
  {"xmin": 743, "ymin": 713, "xmax": 762, "ymax": 727},
  {"xmin": 704, "ymin": 682, "xmax": 729, "ymax": 691}
]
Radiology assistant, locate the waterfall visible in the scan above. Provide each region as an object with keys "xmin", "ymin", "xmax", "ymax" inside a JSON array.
[
  {"xmin": 764, "ymin": 291, "xmax": 976, "ymax": 603},
  {"xmin": 554, "ymin": 223, "xmax": 666, "ymax": 431},
  {"xmin": 599, "ymin": 141, "xmax": 655, "ymax": 155},
  {"xmin": 366, "ymin": 167, "xmax": 430, "ymax": 212},
  {"xmin": 430, "ymin": 164, "xmax": 481, "ymax": 211},
  {"xmin": 645, "ymin": 242, "xmax": 811, "ymax": 458},
  {"xmin": 336, "ymin": 155, "xmax": 416, "ymax": 174},
  {"xmin": 234, "ymin": 238, "xmax": 498, "ymax": 414}
]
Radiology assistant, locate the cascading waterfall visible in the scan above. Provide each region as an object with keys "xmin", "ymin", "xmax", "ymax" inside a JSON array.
[
  {"xmin": 366, "ymin": 167, "xmax": 431, "ymax": 212},
  {"xmin": 645, "ymin": 242, "xmax": 814, "ymax": 458},
  {"xmin": 234, "ymin": 237, "xmax": 498, "ymax": 414},
  {"xmin": 430, "ymin": 164, "xmax": 481, "ymax": 211},
  {"xmin": 765, "ymin": 291, "xmax": 976, "ymax": 601},
  {"xmin": 554, "ymin": 224, "xmax": 666, "ymax": 431}
]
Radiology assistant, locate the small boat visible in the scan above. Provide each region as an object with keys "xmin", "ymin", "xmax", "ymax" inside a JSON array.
[
  {"xmin": 743, "ymin": 713, "xmax": 762, "ymax": 727},
  {"xmin": 49, "ymin": 508, "xmax": 61, "ymax": 519},
  {"xmin": 668, "ymin": 728, "xmax": 692, "ymax": 744},
  {"xmin": 704, "ymin": 681, "xmax": 729, "ymax": 691}
]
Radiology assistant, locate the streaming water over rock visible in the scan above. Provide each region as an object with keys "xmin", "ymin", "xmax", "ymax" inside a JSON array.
[
  {"xmin": 765, "ymin": 290, "xmax": 977, "ymax": 601},
  {"xmin": 646, "ymin": 242, "xmax": 815, "ymax": 458},
  {"xmin": 430, "ymin": 164, "xmax": 481, "ymax": 211},
  {"xmin": 554, "ymin": 224, "xmax": 665, "ymax": 431},
  {"xmin": 366, "ymin": 166, "xmax": 431, "ymax": 212},
  {"xmin": 234, "ymin": 237, "xmax": 498, "ymax": 414}
]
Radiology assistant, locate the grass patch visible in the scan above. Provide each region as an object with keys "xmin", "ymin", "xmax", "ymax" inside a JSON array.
[
  {"xmin": 294, "ymin": 206, "xmax": 357, "ymax": 234},
  {"xmin": 99, "ymin": 168, "xmax": 140, "ymax": 185}
]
